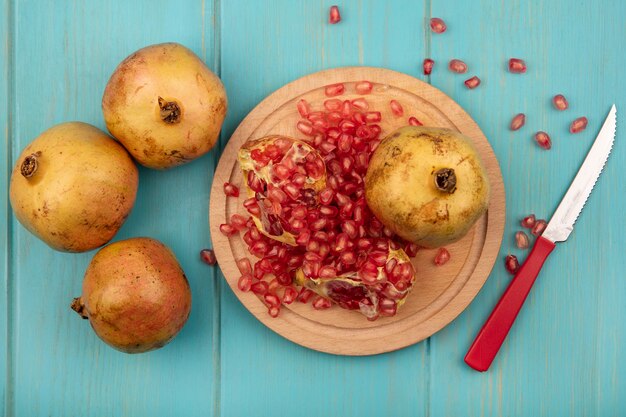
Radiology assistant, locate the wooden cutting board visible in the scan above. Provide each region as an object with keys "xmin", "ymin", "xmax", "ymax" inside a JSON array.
[{"xmin": 209, "ymin": 66, "xmax": 505, "ymax": 355}]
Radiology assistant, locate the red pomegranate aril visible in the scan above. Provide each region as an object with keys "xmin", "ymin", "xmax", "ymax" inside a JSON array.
[
  {"xmin": 384, "ymin": 258, "xmax": 398, "ymax": 275},
  {"xmin": 521, "ymin": 214, "xmax": 536, "ymax": 228},
  {"xmin": 324, "ymin": 98, "xmax": 342, "ymax": 111},
  {"xmin": 200, "ymin": 249, "xmax": 217, "ymax": 265},
  {"xmin": 236, "ymin": 258, "xmax": 253, "ymax": 275},
  {"xmin": 505, "ymin": 254, "xmax": 519, "ymax": 275},
  {"xmin": 219, "ymin": 223, "xmax": 237, "ymax": 236},
  {"xmin": 515, "ymin": 231, "xmax": 530, "ymax": 249},
  {"xmin": 434, "ymin": 248, "xmax": 451, "ymax": 266},
  {"xmin": 250, "ymin": 241, "xmax": 270, "ymax": 256},
  {"xmin": 342, "ymin": 220, "xmax": 359, "ymax": 239},
  {"xmin": 327, "ymin": 112, "xmax": 342, "ymax": 124},
  {"xmin": 312, "ymin": 296, "xmax": 332, "ymax": 310},
  {"xmin": 289, "ymin": 218, "xmax": 306, "ymax": 231},
  {"xmin": 268, "ymin": 305, "xmax": 280, "ymax": 318},
  {"xmin": 423, "ymin": 58, "xmax": 434, "ymax": 75},
  {"xmin": 247, "ymin": 171, "xmax": 265, "ymax": 192},
  {"xmin": 320, "ymin": 205, "xmax": 339, "ymax": 218},
  {"xmin": 267, "ymin": 278, "xmax": 280, "ymax": 293},
  {"xmin": 508, "ymin": 58, "xmax": 527, "ymax": 73},
  {"xmin": 223, "ymin": 182, "xmax": 240, "ymax": 197},
  {"xmin": 408, "ymin": 116, "xmax": 422, "ymax": 126},
  {"xmin": 405, "ymin": 243, "xmax": 419, "ymax": 257},
  {"xmin": 510, "ymin": 113, "xmax": 526, "ymax": 131},
  {"xmin": 283, "ymin": 286, "xmax": 298, "ymax": 304},
  {"xmin": 264, "ymin": 293, "xmax": 281, "ymax": 307},
  {"xmin": 297, "ymin": 288, "xmax": 315, "ymax": 303},
  {"xmin": 553, "ymin": 94, "xmax": 568, "ymax": 111},
  {"xmin": 369, "ymin": 251, "xmax": 388, "ymax": 267},
  {"xmin": 357, "ymin": 238, "xmax": 373, "ymax": 251},
  {"xmin": 257, "ymin": 258, "xmax": 274, "ymax": 273},
  {"xmin": 297, "ymin": 99, "xmax": 311, "ymax": 118},
  {"xmin": 292, "ymin": 173, "xmax": 307, "ymax": 187},
  {"xmin": 464, "ymin": 76, "xmax": 481, "ymax": 89},
  {"xmin": 238, "ymin": 274, "xmax": 253, "ymax": 292},
  {"xmin": 335, "ymin": 192, "xmax": 350, "ymax": 206},
  {"xmin": 307, "ymin": 111, "xmax": 326, "ymax": 122},
  {"xmin": 319, "ymin": 265, "xmax": 338, "ymax": 278},
  {"xmin": 319, "ymin": 242, "xmax": 331, "ymax": 259},
  {"xmin": 251, "ymin": 281, "xmax": 269, "ymax": 295},
  {"xmin": 448, "ymin": 59, "xmax": 468, "ymax": 74},
  {"xmin": 297, "ymin": 120, "xmax": 315, "ymax": 136},
  {"xmin": 340, "ymin": 155, "xmax": 354, "ymax": 174},
  {"xmin": 310, "ymin": 218, "xmax": 328, "ymax": 231},
  {"xmin": 339, "ymin": 119, "xmax": 357, "ymax": 133},
  {"xmin": 318, "ymin": 141, "xmax": 336, "ymax": 155},
  {"xmin": 532, "ymin": 219, "xmax": 547, "ymax": 236},
  {"xmin": 365, "ymin": 111, "xmax": 382, "ymax": 123},
  {"xmin": 304, "ymin": 251, "xmax": 322, "ymax": 262},
  {"xmin": 570, "ymin": 117, "xmax": 588, "ymax": 133},
  {"xmin": 389, "ymin": 100, "xmax": 404, "ymax": 116},
  {"xmin": 351, "ymin": 98, "xmax": 369, "ymax": 111},
  {"xmin": 430, "ymin": 17, "xmax": 447, "ymax": 33},
  {"xmin": 341, "ymin": 100, "xmax": 353, "ymax": 117},
  {"xmin": 283, "ymin": 183, "xmax": 301, "ymax": 201},
  {"xmin": 334, "ymin": 233, "xmax": 350, "ymax": 252},
  {"xmin": 535, "ymin": 131, "xmax": 552, "ymax": 150},
  {"xmin": 340, "ymin": 202, "xmax": 355, "ymax": 220},
  {"xmin": 249, "ymin": 227, "xmax": 262, "ymax": 241},
  {"xmin": 359, "ymin": 261, "xmax": 379, "ymax": 284},
  {"xmin": 268, "ymin": 187, "xmax": 288, "ymax": 204},
  {"xmin": 355, "ymin": 125, "xmax": 373, "ymax": 140},
  {"xmin": 340, "ymin": 251, "xmax": 357, "ymax": 265},
  {"xmin": 250, "ymin": 149, "xmax": 270, "ymax": 167},
  {"xmin": 355, "ymin": 80, "xmax": 373, "ymax": 95},
  {"xmin": 325, "ymin": 83, "xmax": 345, "ymax": 97},
  {"xmin": 230, "ymin": 214, "xmax": 248, "ymax": 231},
  {"xmin": 306, "ymin": 239, "xmax": 320, "ymax": 253},
  {"xmin": 329, "ymin": 5, "xmax": 341, "ymax": 24},
  {"xmin": 382, "ymin": 226, "xmax": 394, "ymax": 238},
  {"xmin": 319, "ymin": 187, "xmax": 335, "ymax": 205}
]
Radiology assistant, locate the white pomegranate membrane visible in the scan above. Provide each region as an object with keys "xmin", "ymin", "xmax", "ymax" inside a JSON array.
[{"xmin": 222, "ymin": 82, "xmax": 424, "ymax": 320}]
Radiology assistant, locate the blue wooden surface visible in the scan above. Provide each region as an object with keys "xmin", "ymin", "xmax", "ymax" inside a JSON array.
[{"xmin": 2, "ymin": 1, "xmax": 625, "ymax": 416}]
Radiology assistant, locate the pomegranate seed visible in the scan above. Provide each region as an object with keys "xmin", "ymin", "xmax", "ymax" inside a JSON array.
[
  {"xmin": 553, "ymin": 94, "xmax": 568, "ymax": 111},
  {"xmin": 532, "ymin": 219, "xmax": 547, "ymax": 236},
  {"xmin": 448, "ymin": 59, "xmax": 467, "ymax": 74},
  {"xmin": 296, "ymin": 120, "xmax": 314, "ymax": 136},
  {"xmin": 570, "ymin": 117, "xmax": 588, "ymax": 134},
  {"xmin": 319, "ymin": 265, "xmax": 338, "ymax": 278},
  {"xmin": 340, "ymin": 251, "xmax": 356, "ymax": 265},
  {"xmin": 320, "ymin": 205, "xmax": 339, "ymax": 217},
  {"xmin": 325, "ymin": 83, "xmax": 345, "ymax": 97},
  {"xmin": 510, "ymin": 113, "xmax": 526, "ymax": 131},
  {"xmin": 219, "ymin": 223, "xmax": 237, "ymax": 236},
  {"xmin": 423, "ymin": 58, "xmax": 434, "ymax": 75},
  {"xmin": 351, "ymin": 98, "xmax": 369, "ymax": 111},
  {"xmin": 534, "ymin": 131, "xmax": 552, "ymax": 150},
  {"xmin": 355, "ymin": 80, "xmax": 373, "ymax": 95},
  {"xmin": 267, "ymin": 278, "xmax": 280, "ymax": 293},
  {"xmin": 515, "ymin": 231, "xmax": 530, "ymax": 249},
  {"xmin": 464, "ymin": 76, "xmax": 480, "ymax": 89},
  {"xmin": 521, "ymin": 214, "xmax": 536, "ymax": 228},
  {"xmin": 405, "ymin": 243, "xmax": 419, "ymax": 257},
  {"xmin": 250, "ymin": 240, "xmax": 270, "ymax": 256},
  {"xmin": 297, "ymin": 99, "xmax": 311, "ymax": 118},
  {"xmin": 408, "ymin": 116, "xmax": 422, "ymax": 126},
  {"xmin": 430, "ymin": 17, "xmax": 446, "ymax": 34},
  {"xmin": 264, "ymin": 293, "xmax": 281, "ymax": 307},
  {"xmin": 200, "ymin": 249, "xmax": 217, "ymax": 265},
  {"xmin": 342, "ymin": 220, "xmax": 359, "ymax": 239},
  {"xmin": 508, "ymin": 58, "xmax": 527, "ymax": 74},
  {"xmin": 389, "ymin": 100, "xmax": 404, "ymax": 116},
  {"xmin": 236, "ymin": 258, "xmax": 253, "ymax": 275},
  {"xmin": 230, "ymin": 214, "xmax": 248, "ymax": 230},
  {"xmin": 505, "ymin": 254, "xmax": 519, "ymax": 275},
  {"xmin": 237, "ymin": 274, "xmax": 253, "ymax": 292},
  {"xmin": 223, "ymin": 182, "xmax": 240, "ymax": 197},
  {"xmin": 324, "ymin": 99, "xmax": 342, "ymax": 111},
  {"xmin": 369, "ymin": 251, "xmax": 388, "ymax": 267},
  {"xmin": 341, "ymin": 100, "xmax": 353, "ymax": 117},
  {"xmin": 365, "ymin": 111, "xmax": 382, "ymax": 123},
  {"xmin": 329, "ymin": 5, "xmax": 341, "ymax": 24},
  {"xmin": 251, "ymin": 281, "xmax": 269, "ymax": 295},
  {"xmin": 312, "ymin": 296, "xmax": 332, "ymax": 310},
  {"xmin": 297, "ymin": 288, "xmax": 315, "ymax": 303},
  {"xmin": 268, "ymin": 305, "xmax": 280, "ymax": 318},
  {"xmin": 434, "ymin": 248, "xmax": 451, "ymax": 266},
  {"xmin": 282, "ymin": 286, "xmax": 298, "ymax": 304}
]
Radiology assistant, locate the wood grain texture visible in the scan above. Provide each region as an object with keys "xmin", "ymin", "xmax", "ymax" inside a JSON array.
[
  {"xmin": 210, "ymin": 66, "xmax": 505, "ymax": 355},
  {"xmin": 1, "ymin": 0, "xmax": 625, "ymax": 416}
]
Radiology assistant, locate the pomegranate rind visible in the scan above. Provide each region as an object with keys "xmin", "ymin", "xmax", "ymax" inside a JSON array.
[
  {"xmin": 238, "ymin": 135, "xmax": 327, "ymax": 246},
  {"xmin": 294, "ymin": 247, "xmax": 416, "ymax": 318}
]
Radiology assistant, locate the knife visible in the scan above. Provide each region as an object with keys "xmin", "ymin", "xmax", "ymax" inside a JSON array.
[{"xmin": 465, "ymin": 104, "xmax": 617, "ymax": 372}]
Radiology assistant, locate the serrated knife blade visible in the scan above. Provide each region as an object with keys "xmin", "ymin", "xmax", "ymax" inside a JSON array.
[{"xmin": 465, "ymin": 105, "xmax": 617, "ymax": 372}]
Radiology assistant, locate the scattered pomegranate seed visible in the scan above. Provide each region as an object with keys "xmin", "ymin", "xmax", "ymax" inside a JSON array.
[
  {"xmin": 464, "ymin": 76, "xmax": 481, "ymax": 89},
  {"xmin": 521, "ymin": 214, "xmax": 536, "ymax": 228},
  {"xmin": 296, "ymin": 120, "xmax": 315, "ymax": 136},
  {"xmin": 570, "ymin": 117, "xmax": 588, "ymax": 134},
  {"xmin": 297, "ymin": 99, "xmax": 311, "ymax": 118},
  {"xmin": 297, "ymin": 287, "xmax": 315, "ymax": 303},
  {"xmin": 423, "ymin": 58, "xmax": 434, "ymax": 75},
  {"xmin": 532, "ymin": 219, "xmax": 547, "ymax": 236},
  {"xmin": 219, "ymin": 223, "xmax": 237, "ymax": 236},
  {"xmin": 510, "ymin": 113, "xmax": 526, "ymax": 131},
  {"xmin": 508, "ymin": 58, "xmax": 527, "ymax": 73},
  {"xmin": 505, "ymin": 255, "xmax": 520, "ymax": 275},
  {"xmin": 268, "ymin": 305, "xmax": 280, "ymax": 318},
  {"xmin": 552, "ymin": 94, "xmax": 568, "ymax": 111},
  {"xmin": 238, "ymin": 274, "xmax": 253, "ymax": 292},
  {"xmin": 448, "ymin": 59, "xmax": 467, "ymax": 74},
  {"xmin": 230, "ymin": 214, "xmax": 248, "ymax": 231},
  {"xmin": 434, "ymin": 248, "xmax": 450, "ymax": 266},
  {"xmin": 430, "ymin": 17, "xmax": 446, "ymax": 34},
  {"xmin": 329, "ymin": 5, "xmax": 341, "ymax": 24},
  {"xmin": 389, "ymin": 100, "xmax": 404, "ymax": 116},
  {"xmin": 534, "ymin": 131, "xmax": 552, "ymax": 150},
  {"xmin": 515, "ymin": 231, "xmax": 530, "ymax": 249},
  {"xmin": 223, "ymin": 182, "xmax": 240, "ymax": 197},
  {"xmin": 283, "ymin": 286, "xmax": 298, "ymax": 304},
  {"xmin": 351, "ymin": 98, "xmax": 369, "ymax": 111},
  {"xmin": 325, "ymin": 83, "xmax": 345, "ymax": 97},
  {"xmin": 312, "ymin": 296, "xmax": 332, "ymax": 310},
  {"xmin": 355, "ymin": 81, "xmax": 373, "ymax": 95},
  {"xmin": 236, "ymin": 258, "xmax": 252, "ymax": 275},
  {"xmin": 408, "ymin": 116, "xmax": 422, "ymax": 126},
  {"xmin": 200, "ymin": 249, "xmax": 217, "ymax": 265},
  {"xmin": 251, "ymin": 281, "xmax": 269, "ymax": 295}
]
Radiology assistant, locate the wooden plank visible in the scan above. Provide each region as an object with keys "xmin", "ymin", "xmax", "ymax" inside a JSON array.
[
  {"xmin": 1, "ymin": 0, "xmax": 12, "ymax": 415},
  {"xmin": 9, "ymin": 1, "xmax": 219, "ymax": 415},
  {"xmin": 428, "ymin": 0, "xmax": 626, "ymax": 415},
  {"xmin": 218, "ymin": 1, "xmax": 432, "ymax": 416}
]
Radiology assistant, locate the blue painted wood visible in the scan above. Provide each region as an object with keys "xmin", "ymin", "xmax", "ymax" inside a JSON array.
[{"xmin": 2, "ymin": 0, "xmax": 626, "ymax": 416}]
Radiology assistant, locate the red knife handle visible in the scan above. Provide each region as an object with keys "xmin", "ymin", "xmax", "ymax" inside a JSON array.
[{"xmin": 464, "ymin": 236, "xmax": 556, "ymax": 371}]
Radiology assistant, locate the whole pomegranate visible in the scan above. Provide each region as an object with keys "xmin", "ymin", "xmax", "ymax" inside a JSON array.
[
  {"xmin": 102, "ymin": 42, "xmax": 227, "ymax": 169},
  {"xmin": 365, "ymin": 126, "xmax": 490, "ymax": 248},
  {"xmin": 9, "ymin": 122, "xmax": 138, "ymax": 252},
  {"xmin": 71, "ymin": 238, "xmax": 192, "ymax": 353}
]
